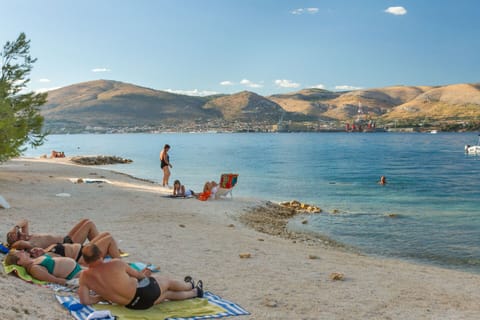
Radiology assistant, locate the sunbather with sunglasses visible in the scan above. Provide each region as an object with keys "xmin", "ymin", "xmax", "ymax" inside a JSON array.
[
  {"xmin": 4, "ymin": 249, "xmax": 83, "ymax": 285},
  {"xmin": 79, "ymin": 243, "xmax": 203, "ymax": 310},
  {"xmin": 6, "ymin": 218, "xmax": 100, "ymax": 250},
  {"xmin": 29, "ymin": 232, "xmax": 121, "ymax": 266}
]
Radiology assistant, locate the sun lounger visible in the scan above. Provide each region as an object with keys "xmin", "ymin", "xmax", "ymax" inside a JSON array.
[{"xmin": 215, "ymin": 173, "xmax": 239, "ymax": 199}]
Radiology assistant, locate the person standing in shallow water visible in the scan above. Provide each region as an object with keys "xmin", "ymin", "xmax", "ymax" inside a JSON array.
[{"xmin": 160, "ymin": 144, "xmax": 172, "ymax": 187}]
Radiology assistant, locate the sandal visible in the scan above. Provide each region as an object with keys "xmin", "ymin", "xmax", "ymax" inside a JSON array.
[
  {"xmin": 196, "ymin": 280, "xmax": 204, "ymax": 298},
  {"xmin": 184, "ymin": 276, "xmax": 195, "ymax": 289}
]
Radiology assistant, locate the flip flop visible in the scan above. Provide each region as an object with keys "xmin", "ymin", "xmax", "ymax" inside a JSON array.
[
  {"xmin": 184, "ymin": 275, "xmax": 195, "ymax": 289},
  {"xmin": 196, "ymin": 280, "xmax": 204, "ymax": 298},
  {"xmin": 119, "ymin": 249, "xmax": 129, "ymax": 257}
]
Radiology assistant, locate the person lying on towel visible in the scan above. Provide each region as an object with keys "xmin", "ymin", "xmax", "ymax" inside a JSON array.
[
  {"xmin": 29, "ymin": 232, "xmax": 121, "ymax": 266},
  {"xmin": 4, "ymin": 249, "xmax": 83, "ymax": 285},
  {"xmin": 79, "ymin": 243, "xmax": 204, "ymax": 310},
  {"xmin": 6, "ymin": 218, "xmax": 100, "ymax": 250},
  {"xmin": 172, "ymin": 179, "xmax": 195, "ymax": 197}
]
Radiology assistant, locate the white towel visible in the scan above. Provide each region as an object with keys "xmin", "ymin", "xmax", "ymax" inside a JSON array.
[{"xmin": 0, "ymin": 195, "xmax": 10, "ymax": 209}]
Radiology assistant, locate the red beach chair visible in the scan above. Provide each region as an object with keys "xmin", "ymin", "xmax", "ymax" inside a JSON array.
[{"xmin": 215, "ymin": 173, "xmax": 239, "ymax": 198}]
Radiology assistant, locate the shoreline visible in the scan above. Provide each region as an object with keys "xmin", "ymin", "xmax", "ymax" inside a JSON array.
[{"xmin": 1, "ymin": 158, "xmax": 480, "ymax": 319}]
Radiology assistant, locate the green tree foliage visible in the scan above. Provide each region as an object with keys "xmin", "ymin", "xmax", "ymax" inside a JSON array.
[{"xmin": 0, "ymin": 33, "xmax": 47, "ymax": 162}]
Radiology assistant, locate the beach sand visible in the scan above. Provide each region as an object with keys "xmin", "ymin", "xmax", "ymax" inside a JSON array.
[{"xmin": 1, "ymin": 158, "xmax": 480, "ymax": 319}]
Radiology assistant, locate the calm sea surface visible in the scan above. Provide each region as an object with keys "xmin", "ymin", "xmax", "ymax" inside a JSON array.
[{"xmin": 24, "ymin": 132, "xmax": 480, "ymax": 273}]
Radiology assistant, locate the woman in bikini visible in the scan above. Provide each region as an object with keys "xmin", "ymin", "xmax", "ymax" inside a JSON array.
[
  {"xmin": 159, "ymin": 144, "xmax": 172, "ymax": 187},
  {"xmin": 29, "ymin": 232, "xmax": 121, "ymax": 266},
  {"xmin": 172, "ymin": 180, "xmax": 195, "ymax": 197},
  {"xmin": 4, "ymin": 249, "xmax": 83, "ymax": 285}
]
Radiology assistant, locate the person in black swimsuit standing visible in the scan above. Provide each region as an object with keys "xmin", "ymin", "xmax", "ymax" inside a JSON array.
[{"xmin": 160, "ymin": 144, "xmax": 172, "ymax": 187}]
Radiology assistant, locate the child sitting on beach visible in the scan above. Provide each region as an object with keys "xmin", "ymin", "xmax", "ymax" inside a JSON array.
[{"xmin": 172, "ymin": 180, "xmax": 195, "ymax": 198}]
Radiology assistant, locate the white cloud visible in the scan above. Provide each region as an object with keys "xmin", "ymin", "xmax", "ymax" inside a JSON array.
[
  {"xmin": 291, "ymin": 8, "xmax": 304, "ymax": 15},
  {"xmin": 274, "ymin": 79, "xmax": 301, "ymax": 88},
  {"xmin": 35, "ymin": 86, "xmax": 61, "ymax": 93},
  {"xmin": 220, "ymin": 80, "xmax": 234, "ymax": 86},
  {"xmin": 291, "ymin": 7, "xmax": 319, "ymax": 15},
  {"xmin": 335, "ymin": 85, "xmax": 362, "ymax": 91},
  {"xmin": 91, "ymin": 68, "xmax": 111, "ymax": 73},
  {"xmin": 240, "ymin": 79, "xmax": 263, "ymax": 88},
  {"xmin": 385, "ymin": 6, "xmax": 407, "ymax": 16},
  {"xmin": 309, "ymin": 84, "xmax": 326, "ymax": 89},
  {"xmin": 39, "ymin": 78, "xmax": 51, "ymax": 83},
  {"xmin": 164, "ymin": 88, "xmax": 219, "ymax": 97}
]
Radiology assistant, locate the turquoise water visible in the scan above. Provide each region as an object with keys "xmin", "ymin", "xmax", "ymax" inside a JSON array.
[{"xmin": 24, "ymin": 132, "xmax": 480, "ymax": 273}]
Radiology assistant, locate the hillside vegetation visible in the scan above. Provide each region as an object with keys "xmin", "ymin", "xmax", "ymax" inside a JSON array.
[{"xmin": 40, "ymin": 80, "xmax": 480, "ymax": 132}]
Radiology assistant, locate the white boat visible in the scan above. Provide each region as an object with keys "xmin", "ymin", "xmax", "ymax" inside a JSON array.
[{"xmin": 465, "ymin": 135, "xmax": 480, "ymax": 155}]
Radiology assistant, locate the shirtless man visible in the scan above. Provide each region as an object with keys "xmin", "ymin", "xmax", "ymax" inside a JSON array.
[
  {"xmin": 6, "ymin": 218, "xmax": 99, "ymax": 250},
  {"xmin": 29, "ymin": 232, "xmax": 121, "ymax": 266},
  {"xmin": 79, "ymin": 243, "xmax": 203, "ymax": 310}
]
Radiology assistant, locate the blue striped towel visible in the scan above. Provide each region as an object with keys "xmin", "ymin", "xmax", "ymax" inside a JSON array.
[
  {"xmin": 186, "ymin": 292, "xmax": 250, "ymax": 319},
  {"xmin": 56, "ymin": 292, "xmax": 249, "ymax": 320},
  {"xmin": 55, "ymin": 295, "xmax": 98, "ymax": 320}
]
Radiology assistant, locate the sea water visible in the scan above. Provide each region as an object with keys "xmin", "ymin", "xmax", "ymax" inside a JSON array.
[{"xmin": 23, "ymin": 132, "xmax": 480, "ymax": 273}]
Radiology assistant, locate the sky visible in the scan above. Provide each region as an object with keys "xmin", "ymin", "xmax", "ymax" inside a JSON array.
[{"xmin": 1, "ymin": 0, "xmax": 479, "ymax": 96}]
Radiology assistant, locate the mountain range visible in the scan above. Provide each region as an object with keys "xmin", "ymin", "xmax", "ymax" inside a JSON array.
[{"xmin": 40, "ymin": 80, "xmax": 480, "ymax": 132}]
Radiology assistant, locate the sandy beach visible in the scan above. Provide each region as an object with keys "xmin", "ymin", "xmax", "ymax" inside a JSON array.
[{"xmin": 1, "ymin": 158, "xmax": 480, "ymax": 320}]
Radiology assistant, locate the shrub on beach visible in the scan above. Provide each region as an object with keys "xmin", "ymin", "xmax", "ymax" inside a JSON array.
[{"xmin": 0, "ymin": 33, "xmax": 47, "ymax": 163}]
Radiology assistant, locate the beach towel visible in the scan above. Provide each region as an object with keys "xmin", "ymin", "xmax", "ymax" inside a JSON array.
[
  {"xmin": 129, "ymin": 262, "xmax": 160, "ymax": 273},
  {"xmin": 47, "ymin": 283, "xmax": 77, "ymax": 293},
  {"xmin": 69, "ymin": 178, "xmax": 112, "ymax": 184},
  {"xmin": 57, "ymin": 292, "xmax": 249, "ymax": 320},
  {"xmin": 55, "ymin": 295, "xmax": 100, "ymax": 320},
  {"xmin": 164, "ymin": 195, "xmax": 194, "ymax": 199},
  {"xmin": 0, "ymin": 194, "xmax": 11, "ymax": 209}
]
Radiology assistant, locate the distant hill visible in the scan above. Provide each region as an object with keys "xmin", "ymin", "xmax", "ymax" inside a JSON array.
[
  {"xmin": 269, "ymin": 84, "xmax": 480, "ymax": 126},
  {"xmin": 40, "ymin": 80, "xmax": 480, "ymax": 132},
  {"xmin": 203, "ymin": 91, "xmax": 286, "ymax": 121},
  {"xmin": 42, "ymin": 80, "xmax": 219, "ymax": 128},
  {"xmin": 269, "ymin": 88, "xmax": 341, "ymax": 119},
  {"xmin": 383, "ymin": 83, "xmax": 480, "ymax": 120}
]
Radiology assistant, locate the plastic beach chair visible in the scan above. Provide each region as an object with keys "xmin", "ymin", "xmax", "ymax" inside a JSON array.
[{"xmin": 215, "ymin": 173, "xmax": 239, "ymax": 198}]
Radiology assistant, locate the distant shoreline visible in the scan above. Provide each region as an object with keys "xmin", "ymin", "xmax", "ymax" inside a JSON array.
[{"xmin": 42, "ymin": 128, "xmax": 478, "ymax": 134}]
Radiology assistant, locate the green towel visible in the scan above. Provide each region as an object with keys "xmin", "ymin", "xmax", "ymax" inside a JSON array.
[
  {"xmin": 2, "ymin": 259, "xmax": 47, "ymax": 285},
  {"xmin": 95, "ymin": 297, "xmax": 226, "ymax": 320}
]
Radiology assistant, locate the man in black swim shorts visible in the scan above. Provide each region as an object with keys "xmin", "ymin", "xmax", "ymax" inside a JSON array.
[{"xmin": 78, "ymin": 243, "xmax": 203, "ymax": 309}]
